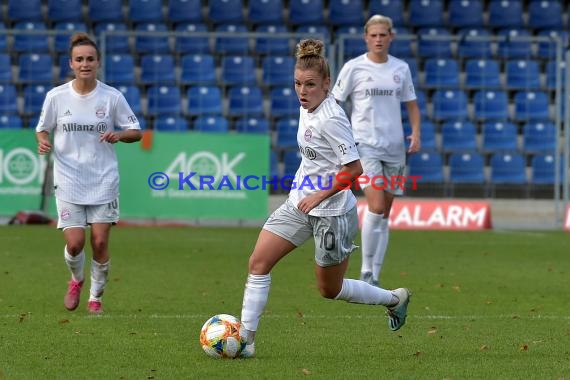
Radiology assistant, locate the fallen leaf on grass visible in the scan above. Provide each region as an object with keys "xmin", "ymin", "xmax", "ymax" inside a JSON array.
[
  {"xmin": 479, "ymin": 344, "xmax": 490, "ymax": 351},
  {"xmin": 58, "ymin": 319, "xmax": 70, "ymax": 324},
  {"xmin": 296, "ymin": 311, "xmax": 304, "ymax": 318},
  {"xmin": 18, "ymin": 313, "xmax": 28, "ymax": 323},
  {"xmin": 301, "ymin": 368, "xmax": 311, "ymax": 375},
  {"xmin": 520, "ymin": 344, "xmax": 529, "ymax": 351},
  {"xmin": 413, "ymin": 351, "xmax": 424, "ymax": 357},
  {"xmin": 452, "ymin": 285, "xmax": 461, "ymax": 292},
  {"xmin": 427, "ymin": 327, "xmax": 438, "ymax": 335}
]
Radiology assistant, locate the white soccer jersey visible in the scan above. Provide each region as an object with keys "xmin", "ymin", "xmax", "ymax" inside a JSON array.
[
  {"xmin": 36, "ymin": 80, "xmax": 140, "ymax": 205},
  {"xmin": 288, "ymin": 95, "xmax": 360, "ymax": 217},
  {"xmin": 332, "ymin": 54, "xmax": 416, "ymax": 163}
]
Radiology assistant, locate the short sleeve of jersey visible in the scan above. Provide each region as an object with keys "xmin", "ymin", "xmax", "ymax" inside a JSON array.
[
  {"xmin": 401, "ymin": 63, "xmax": 417, "ymax": 103},
  {"xmin": 331, "ymin": 60, "xmax": 355, "ymax": 102},
  {"xmin": 35, "ymin": 91, "xmax": 57, "ymax": 132},
  {"xmin": 113, "ymin": 93, "xmax": 141, "ymax": 131},
  {"xmin": 321, "ymin": 115, "xmax": 360, "ymax": 165}
]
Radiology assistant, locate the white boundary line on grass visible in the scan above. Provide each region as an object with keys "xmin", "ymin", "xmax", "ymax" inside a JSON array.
[{"xmin": 1, "ymin": 314, "xmax": 570, "ymax": 320}]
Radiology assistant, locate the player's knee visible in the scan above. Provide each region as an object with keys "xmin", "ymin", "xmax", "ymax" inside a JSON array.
[
  {"xmin": 66, "ymin": 243, "xmax": 83, "ymax": 256},
  {"xmin": 248, "ymin": 256, "xmax": 270, "ymax": 275},
  {"xmin": 318, "ymin": 284, "xmax": 340, "ymax": 299},
  {"xmin": 90, "ymin": 238, "xmax": 108, "ymax": 255}
]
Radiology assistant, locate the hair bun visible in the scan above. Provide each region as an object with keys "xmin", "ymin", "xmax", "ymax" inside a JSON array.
[{"xmin": 296, "ymin": 39, "xmax": 324, "ymax": 59}]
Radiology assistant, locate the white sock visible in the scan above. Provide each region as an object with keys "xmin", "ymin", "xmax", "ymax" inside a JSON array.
[
  {"xmin": 89, "ymin": 259, "xmax": 110, "ymax": 301},
  {"xmin": 334, "ymin": 279, "xmax": 395, "ymax": 305},
  {"xmin": 372, "ymin": 217, "xmax": 390, "ymax": 283},
  {"xmin": 241, "ymin": 273, "xmax": 271, "ymax": 343},
  {"xmin": 64, "ymin": 246, "xmax": 84, "ymax": 282},
  {"xmin": 361, "ymin": 209, "xmax": 384, "ymax": 276}
]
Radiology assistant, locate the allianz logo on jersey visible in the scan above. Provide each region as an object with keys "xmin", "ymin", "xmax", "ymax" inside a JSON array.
[
  {"xmin": 365, "ymin": 88, "xmax": 394, "ymax": 97},
  {"xmin": 62, "ymin": 122, "xmax": 107, "ymax": 133}
]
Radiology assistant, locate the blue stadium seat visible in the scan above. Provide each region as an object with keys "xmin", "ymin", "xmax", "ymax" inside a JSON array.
[
  {"xmin": 269, "ymin": 150, "xmax": 280, "ymax": 178},
  {"xmin": 275, "ymin": 118, "xmax": 298, "ymax": 150},
  {"xmin": 0, "ymin": 114, "xmax": 23, "ymax": 129},
  {"xmin": 22, "ymin": 84, "xmax": 48, "ymax": 116},
  {"xmin": 154, "ymin": 115, "xmax": 189, "ymax": 131},
  {"xmin": 180, "ymin": 54, "xmax": 217, "ymax": 86},
  {"xmin": 283, "ymin": 150, "xmax": 301, "ymax": 177},
  {"xmin": 490, "ymin": 152, "xmax": 527, "ymax": 184},
  {"xmin": 441, "ymin": 120, "xmax": 478, "ymax": 153},
  {"xmin": 488, "ymin": 0, "xmax": 523, "ymax": 29},
  {"xmin": 403, "ymin": 119, "xmax": 436, "ymax": 151},
  {"xmin": 481, "ymin": 121, "xmax": 518, "ymax": 153},
  {"xmin": 497, "ymin": 28, "xmax": 532, "ymax": 59},
  {"xmin": 448, "ymin": 0, "xmax": 483, "ymax": 29},
  {"xmin": 522, "ymin": 121, "xmax": 557, "ymax": 154},
  {"xmin": 402, "ymin": 88, "xmax": 427, "ymax": 119},
  {"xmin": 295, "ymin": 25, "xmax": 330, "ymax": 42},
  {"xmin": 408, "ymin": 0, "xmax": 443, "ymax": 28},
  {"xmin": 528, "ymin": 0, "xmax": 563, "ymax": 31},
  {"xmin": 337, "ymin": 26, "xmax": 367, "ymax": 59},
  {"xmin": 58, "ymin": 54, "xmax": 73, "ymax": 82},
  {"xmin": 423, "ymin": 58, "xmax": 460, "ymax": 88},
  {"xmin": 117, "ymin": 85, "xmax": 142, "ymax": 114},
  {"xmin": 174, "ymin": 23, "xmax": 210, "ymax": 54},
  {"xmin": 248, "ymin": 0, "xmax": 285, "ymax": 25},
  {"xmin": 221, "ymin": 56, "xmax": 257, "ymax": 86},
  {"xmin": 139, "ymin": 54, "xmax": 176, "ymax": 85},
  {"xmin": 214, "ymin": 24, "xmax": 250, "ymax": 55},
  {"xmin": 94, "ymin": 23, "xmax": 130, "ymax": 54},
  {"xmin": 448, "ymin": 152, "xmax": 486, "ymax": 184},
  {"xmin": 227, "ymin": 86, "xmax": 264, "ymax": 118},
  {"xmin": 54, "ymin": 22, "xmax": 88, "ymax": 54},
  {"xmin": 473, "ymin": 90, "xmax": 509, "ymax": 121},
  {"xmin": 262, "ymin": 56, "xmax": 295, "ymax": 87},
  {"xmin": 88, "ymin": 0, "xmax": 124, "ymax": 23},
  {"xmin": 417, "ymin": 27, "xmax": 452, "ymax": 58},
  {"xmin": 255, "ymin": 25, "xmax": 291, "ymax": 55},
  {"xmin": 135, "ymin": 23, "xmax": 170, "ymax": 54},
  {"xmin": 328, "ymin": 0, "xmax": 364, "ymax": 27},
  {"xmin": 464, "ymin": 59, "xmax": 501, "ymax": 89},
  {"xmin": 0, "ymin": 85, "xmax": 19, "ymax": 114},
  {"xmin": 406, "ymin": 58, "xmax": 419, "ymax": 84},
  {"xmin": 537, "ymin": 29, "xmax": 569, "ymax": 60},
  {"xmin": 193, "ymin": 115, "xmax": 230, "ymax": 133},
  {"xmin": 0, "ymin": 24, "xmax": 8, "ymax": 52},
  {"xmin": 8, "ymin": 0, "xmax": 42, "ymax": 23},
  {"xmin": 48, "ymin": 0, "xmax": 83, "ymax": 22},
  {"xmin": 129, "ymin": 0, "xmax": 163, "ymax": 23},
  {"xmin": 505, "ymin": 60, "xmax": 541, "ymax": 90},
  {"xmin": 208, "ymin": 0, "xmax": 244, "ymax": 24},
  {"xmin": 146, "ymin": 85, "xmax": 182, "ymax": 116},
  {"xmin": 369, "ymin": 0, "xmax": 404, "ymax": 27},
  {"xmin": 513, "ymin": 91, "xmax": 550, "ymax": 122},
  {"xmin": 168, "ymin": 0, "xmax": 203, "ymax": 24},
  {"xmin": 235, "ymin": 117, "xmax": 270, "ymax": 134},
  {"xmin": 431, "ymin": 89, "xmax": 469, "ymax": 121},
  {"xmin": 18, "ymin": 54, "xmax": 53, "ymax": 84},
  {"xmin": 13, "ymin": 22, "xmax": 49, "ymax": 53},
  {"xmin": 407, "ymin": 152, "xmax": 444, "ymax": 183},
  {"xmin": 457, "ymin": 28, "xmax": 492, "ymax": 58},
  {"xmin": 546, "ymin": 61, "xmax": 566, "ymax": 90},
  {"xmin": 186, "ymin": 86, "xmax": 223, "ymax": 116},
  {"xmin": 0, "ymin": 54, "xmax": 13, "ymax": 83},
  {"xmin": 390, "ymin": 26, "xmax": 413, "ymax": 58},
  {"xmin": 288, "ymin": 0, "xmax": 325, "ymax": 26},
  {"xmin": 104, "ymin": 54, "xmax": 135, "ymax": 85},
  {"xmin": 531, "ymin": 153, "xmax": 563, "ymax": 185},
  {"xmin": 269, "ymin": 87, "xmax": 299, "ymax": 118}
]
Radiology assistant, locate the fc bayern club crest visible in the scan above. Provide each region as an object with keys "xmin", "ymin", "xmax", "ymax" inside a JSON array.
[
  {"xmin": 393, "ymin": 74, "xmax": 401, "ymax": 84},
  {"xmin": 304, "ymin": 129, "xmax": 312, "ymax": 141},
  {"xmin": 95, "ymin": 107, "xmax": 106, "ymax": 119}
]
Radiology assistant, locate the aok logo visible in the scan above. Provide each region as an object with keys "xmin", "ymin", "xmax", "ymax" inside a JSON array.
[
  {"xmin": 0, "ymin": 147, "xmax": 47, "ymax": 185},
  {"xmin": 164, "ymin": 152, "xmax": 246, "ymax": 188}
]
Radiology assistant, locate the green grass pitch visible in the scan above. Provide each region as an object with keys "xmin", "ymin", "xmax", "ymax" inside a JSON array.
[{"xmin": 0, "ymin": 226, "xmax": 569, "ymax": 379}]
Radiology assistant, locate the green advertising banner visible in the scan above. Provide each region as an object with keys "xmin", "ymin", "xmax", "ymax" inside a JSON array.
[
  {"xmin": 117, "ymin": 131, "xmax": 270, "ymax": 220},
  {"xmin": 0, "ymin": 130, "xmax": 48, "ymax": 214},
  {"xmin": 0, "ymin": 130, "xmax": 270, "ymax": 221}
]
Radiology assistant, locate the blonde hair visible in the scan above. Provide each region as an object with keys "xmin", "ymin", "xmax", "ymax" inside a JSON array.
[
  {"xmin": 69, "ymin": 32, "xmax": 100, "ymax": 60},
  {"xmin": 365, "ymin": 14, "xmax": 394, "ymax": 34},
  {"xmin": 295, "ymin": 39, "xmax": 330, "ymax": 79}
]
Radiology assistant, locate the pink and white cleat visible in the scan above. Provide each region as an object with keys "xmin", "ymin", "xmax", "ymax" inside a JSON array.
[
  {"xmin": 64, "ymin": 280, "xmax": 83, "ymax": 311},
  {"xmin": 87, "ymin": 300, "xmax": 103, "ymax": 314}
]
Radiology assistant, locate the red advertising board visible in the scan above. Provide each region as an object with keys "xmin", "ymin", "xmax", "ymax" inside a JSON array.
[{"xmin": 357, "ymin": 200, "xmax": 492, "ymax": 230}]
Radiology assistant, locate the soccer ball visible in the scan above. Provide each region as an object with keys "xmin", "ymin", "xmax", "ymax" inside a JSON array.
[{"xmin": 200, "ymin": 314, "xmax": 246, "ymax": 359}]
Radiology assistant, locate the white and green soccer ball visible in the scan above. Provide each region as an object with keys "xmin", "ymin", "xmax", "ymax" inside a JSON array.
[{"xmin": 200, "ymin": 314, "xmax": 246, "ymax": 359}]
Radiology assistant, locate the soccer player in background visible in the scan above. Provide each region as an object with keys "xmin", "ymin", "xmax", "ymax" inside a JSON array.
[
  {"xmin": 332, "ymin": 15, "xmax": 421, "ymax": 287},
  {"xmin": 239, "ymin": 39, "xmax": 410, "ymax": 358},
  {"xmin": 36, "ymin": 33, "xmax": 142, "ymax": 314}
]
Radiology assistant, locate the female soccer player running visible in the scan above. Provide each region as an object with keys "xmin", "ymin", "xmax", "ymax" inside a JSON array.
[
  {"xmin": 36, "ymin": 33, "xmax": 142, "ymax": 314},
  {"xmin": 239, "ymin": 39, "xmax": 410, "ymax": 358},
  {"xmin": 332, "ymin": 15, "xmax": 422, "ymax": 287}
]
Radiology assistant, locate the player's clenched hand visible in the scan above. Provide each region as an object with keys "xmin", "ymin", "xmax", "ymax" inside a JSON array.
[
  {"xmin": 99, "ymin": 131, "xmax": 121, "ymax": 144},
  {"xmin": 38, "ymin": 140, "xmax": 52, "ymax": 155}
]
